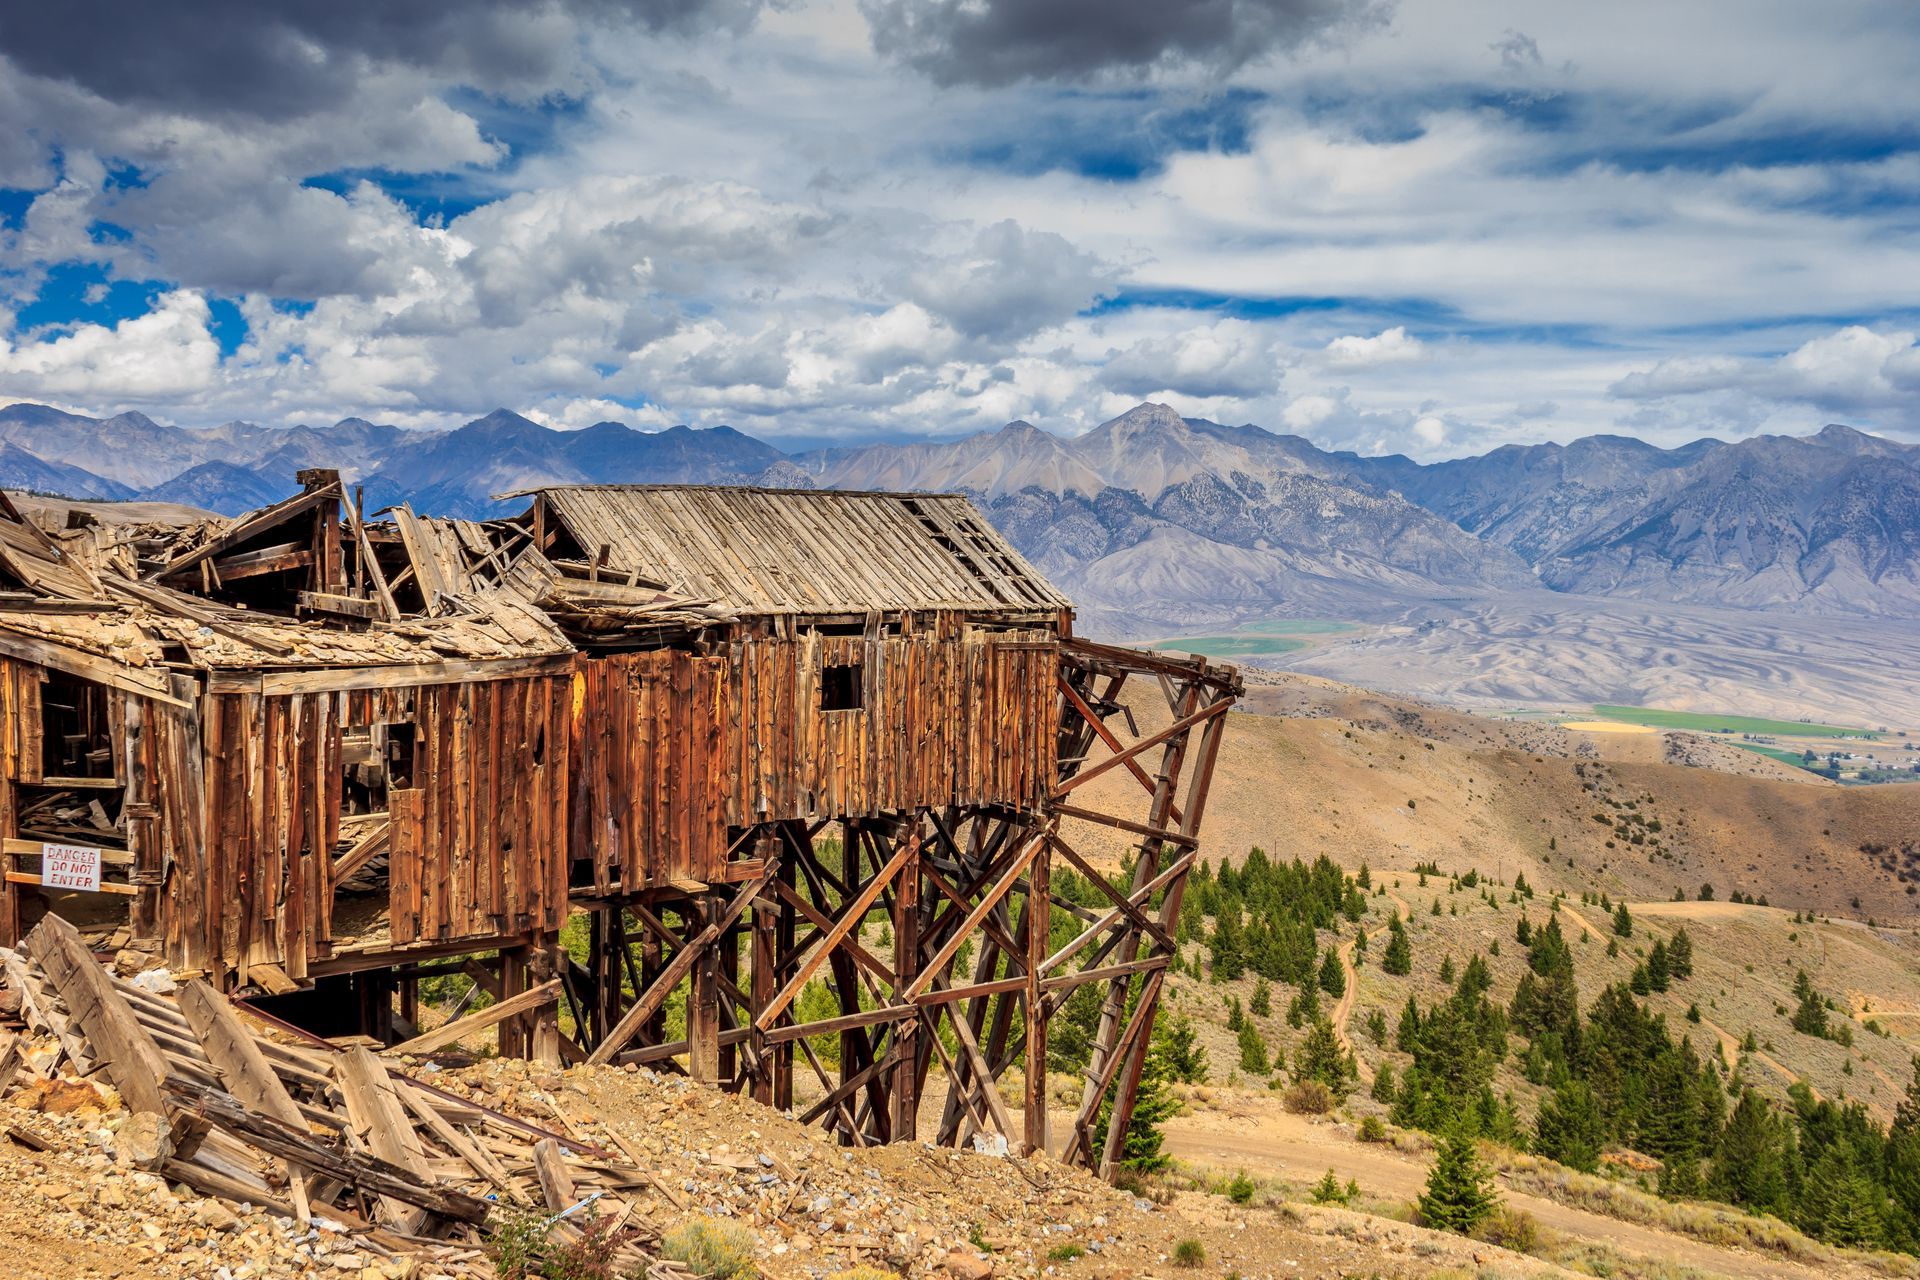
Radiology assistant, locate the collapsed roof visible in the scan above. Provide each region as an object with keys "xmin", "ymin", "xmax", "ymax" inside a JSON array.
[{"xmin": 0, "ymin": 474, "xmax": 1073, "ymax": 686}]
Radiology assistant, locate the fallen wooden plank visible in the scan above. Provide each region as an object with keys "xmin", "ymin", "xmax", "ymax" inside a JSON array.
[
  {"xmin": 167, "ymin": 1077, "xmax": 489, "ymax": 1226},
  {"xmin": 177, "ymin": 981, "xmax": 307, "ymax": 1128},
  {"xmin": 533, "ymin": 1137, "xmax": 577, "ymax": 1212},
  {"xmin": 25, "ymin": 914, "xmax": 171, "ymax": 1114},
  {"xmin": 334, "ymin": 1048, "xmax": 434, "ymax": 1233},
  {"xmin": 382, "ymin": 979, "xmax": 561, "ymax": 1057}
]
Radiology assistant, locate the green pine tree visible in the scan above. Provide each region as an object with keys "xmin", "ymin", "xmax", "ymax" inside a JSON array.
[
  {"xmin": 1668, "ymin": 927, "xmax": 1694, "ymax": 979},
  {"xmin": 1383, "ymin": 921, "xmax": 1412, "ymax": 976},
  {"xmin": 1534, "ymin": 1079, "xmax": 1606, "ymax": 1174},
  {"xmin": 1613, "ymin": 903, "xmax": 1634, "ymax": 937},
  {"xmin": 1709, "ymin": 1088, "xmax": 1788, "ymax": 1215},
  {"xmin": 1318, "ymin": 947, "xmax": 1346, "ymax": 998},
  {"xmin": 1295, "ymin": 1016, "xmax": 1358, "ymax": 1099},
  {"xmin": 1237, "ymin": 1018, "xmax": 1270, "ymax": 1075},
  {"xmin": 1418, "ymin": 1127, "xmax": 1500, "ymax": 1234}
]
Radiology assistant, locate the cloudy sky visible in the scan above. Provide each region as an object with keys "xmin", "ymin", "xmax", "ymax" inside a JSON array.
[{"xmin": 1, "ymin": 0, "xmax": 1917, "ymax": 456}]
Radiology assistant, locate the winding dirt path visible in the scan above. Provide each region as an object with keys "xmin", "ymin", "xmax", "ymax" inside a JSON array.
[{"xmin": 1329, "ymin": 935, "xmax": 1373, "ymax": 1084}]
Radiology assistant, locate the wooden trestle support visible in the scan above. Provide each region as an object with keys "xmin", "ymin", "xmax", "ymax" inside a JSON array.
[{"xmin": 558, "ymin": 639, "xmax": 1240, "ymax": 1177}]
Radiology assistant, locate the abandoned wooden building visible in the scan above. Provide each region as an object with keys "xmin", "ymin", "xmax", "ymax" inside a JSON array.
[{"xmin": 0, "ymin": 474, "xmax": 1238, "ymax": 1176}]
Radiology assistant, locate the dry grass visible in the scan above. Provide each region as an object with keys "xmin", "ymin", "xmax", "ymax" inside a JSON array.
[{"xmin": 1495, "ymin": 1151, "xmax": 1920, "ymax": 1276}]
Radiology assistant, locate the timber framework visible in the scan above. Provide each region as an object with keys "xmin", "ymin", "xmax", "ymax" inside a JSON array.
[{"xmin": 0, "ymin": 473, "xmax": 1239, "ymax": 1176}]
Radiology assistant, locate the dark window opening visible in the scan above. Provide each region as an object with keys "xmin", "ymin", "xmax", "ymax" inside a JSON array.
[
  {"xmin": 40, "ymin": 671, "xmax": 115, "ymax": 780},
  {"xmin": 333, "ymin": 722, "xmax": 415, "ymax": 905},
  {"xmin": 821, "ymin": 662, "xmax": 863, "ymax": 712},
  {"xmin": 385, "ymin": 723, "xmax": 419, "ymax": 791}
]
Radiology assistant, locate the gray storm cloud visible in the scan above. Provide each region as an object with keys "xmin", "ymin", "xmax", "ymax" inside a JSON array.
[
  {"xmin": 0, "ymin": 0, "xmax": 764, "ymax": 119},
  {"xmin": 860, "ymin": 0, "xmax": 1388, "ymax": 88}
]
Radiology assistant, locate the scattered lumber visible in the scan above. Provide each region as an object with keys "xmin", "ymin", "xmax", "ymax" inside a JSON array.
[{"xmin": 1, "ymin": 913, "xmax": 671, "ymax": 1274}]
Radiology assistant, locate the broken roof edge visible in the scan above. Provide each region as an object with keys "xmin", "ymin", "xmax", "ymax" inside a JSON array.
[{"xmin": 490, "ymin": 482, "xmax": 978, "ymax": 502}]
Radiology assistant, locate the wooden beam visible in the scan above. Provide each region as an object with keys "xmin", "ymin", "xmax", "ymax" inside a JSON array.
[
  {"xmin": 755, "ymin": 842, "xmax": 911, "ymax": 1031},
  {"xmin": 381, "ymin": 979, "xmax": 562, "ymax": 1056},
  {"xmin": 1051, "ymin": 698, "xmax": 1229, "ymax": 800},
  {"xmin": 333, "ymin": 1047, "xmax": 432, "ymax": 1232},
  {"xmin": 903, "ymin": 830, "xmax": 1041, "ymax": 1001},
  {"xmin": 587, "ymin": 875, "xmax": 767, "ymax": 1065},
  {"xmin": 25, "ymin": 914, "xmax": 170, "ymax": 1115}
]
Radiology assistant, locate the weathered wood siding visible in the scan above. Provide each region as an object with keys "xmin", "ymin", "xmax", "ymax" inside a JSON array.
[
  {"xmin": 170, "ymin": 675, "xmax": 571, "ymax": 976},
  {"xmin": 571, "ymin": 628, "xmax": 1059, "ymax": 892},
  {"xmin": 569, "ymin": 649, "xmax": 727, "ymax": 893}
]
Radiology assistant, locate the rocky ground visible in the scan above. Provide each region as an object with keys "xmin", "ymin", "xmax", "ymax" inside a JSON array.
[{"xmin": 0, "ymin": 1033, "xmax": 1573, "ymax": 1280}]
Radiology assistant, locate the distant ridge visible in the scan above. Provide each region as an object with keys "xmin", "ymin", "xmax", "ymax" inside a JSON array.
[{"xmin": 2, "ymin": 399, "xmax": 1917, "ymax": 623}]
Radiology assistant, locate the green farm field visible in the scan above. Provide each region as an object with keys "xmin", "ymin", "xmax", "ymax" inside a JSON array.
[
  {"xmin": 1150, "ymin": 619, "xmax": 1360, "ymax": 657},
  {"xmin": 1590, "ymin": 704, "xmax": 1879, "ymax": 738}
]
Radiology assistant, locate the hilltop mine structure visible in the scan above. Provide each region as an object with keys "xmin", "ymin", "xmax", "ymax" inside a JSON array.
[{"xmin": 0, "ymin": 471, "xmax": 1237, "ymax": 1175}]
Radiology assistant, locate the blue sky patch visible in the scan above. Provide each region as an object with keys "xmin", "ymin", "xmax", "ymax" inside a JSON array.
[
  {"xmin": 947, "ymin": 87, "xmax": 1265, "ymax": 181},
  {"xmin": 206, "ymin": 296, "xmax": 247, "ymax": 357},
  {"xmin": 14, "ymin": 262, "xmax": 164, "ymax": 332},
  {"xmin": 303, "ymin": 168, "xmax": 503, "ymax": 225}
]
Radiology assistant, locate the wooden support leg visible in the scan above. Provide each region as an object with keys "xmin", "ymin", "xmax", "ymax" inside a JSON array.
[
  {"xmin": 750, "ymin": 865, "xmax": 779, "ymax": 1106},
  {"xmin": 891, "ymin": 816, "xmax": 921, "ymax": 1142},
  {"xmin": 774, "ymin": 837, "xmax": 797, "ymax": 1111},
  {"xmin": 688, "ymin": 899, "xmax": 721, "ymax": 1084},
  {"xmin": 1023, "ymin": 834, "xmax": 1050, "ymax": 1157},
  {"xmin": 718, "ymin": 923, "xmax": 739, "ymax": 1084},
  {"xmin": 529, "ymin": 935, "xmax": 562, "ymax": 1066},
  {"xmin": 498, "ymin": 950, "xmax": 528, "ymax": 1059}
]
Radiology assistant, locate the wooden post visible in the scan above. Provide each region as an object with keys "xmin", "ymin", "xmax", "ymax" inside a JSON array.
[
  {"xmin": 1024, "ymin": 826, "xmax": 1051, "ymax": 1157},
  {"xmin": 890, "ymin": 816, "xmax": 921, "ymax": 1141},
  {"xmin": 774, "ymin": 832, "xmax": 798, "ymax": 1111},
  {"xmin": 530, "ymin": 934, "xmax": 562, "ymax": 1065},
  {"xmin": 717, "ymin": 918, "xmax": 739, "ymax": 1083},
  {"xmin": 750, "ymin": 835, "xmax": 780, "ymax": 1104},
  {"xmin": 497, "ymin": 950, "xmax": 528, "ymax": 1058},
  {"xmin": 688, "ymin": 898, "xmax": 720, "ymax": 1083}
]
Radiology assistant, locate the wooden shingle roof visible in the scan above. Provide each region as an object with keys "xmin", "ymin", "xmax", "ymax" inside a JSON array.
[{"xmin": 526, "ymin": 485, "xmax": 1071, "ymax": 617}]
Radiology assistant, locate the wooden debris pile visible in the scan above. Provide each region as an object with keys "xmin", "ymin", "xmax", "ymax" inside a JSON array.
[{"xmin": 1, "ymin": 913, "xmax": 687, "ymax": 1277}]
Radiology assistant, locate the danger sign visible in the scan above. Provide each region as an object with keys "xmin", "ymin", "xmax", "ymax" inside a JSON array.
[{"xmin": 41, "ymin": 843, "xmax": 102, "ymax": 893}]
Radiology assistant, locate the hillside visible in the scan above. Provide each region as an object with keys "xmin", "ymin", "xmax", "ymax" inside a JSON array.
[{"xmin": 1051, "ymin": 671, "xmax": 1920, "ymax": 1274}]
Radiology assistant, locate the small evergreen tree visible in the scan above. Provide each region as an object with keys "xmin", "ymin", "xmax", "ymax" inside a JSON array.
[
  {"xmin": 1249, "ymin": 977, "xmax": 1272, "ymax": 1018},
  {"xmin": 1156, "ymin": 1011, "xmax": 1210, "ymax": 1085},
  {"xmin": 1418, "ymin": 1128, "xmax": 1500, "ymax": 1234},
  {"xmin": 1669, "ymin": 927, "xmax": 1694, "ymax": 979},
  {"xmin": 1709, "ymin": 1088, "xmax": 1788, "ymax": 1215},
  {"xmin": 1295, "ymin": 1016, "xmax": 1358, "ymax": 1099},
  {"xmin": 1318, "ymin": 947, "xmax": 1346, "ymax": 998},
  {"xmin": 1791, "ymin": 971, "xmax": 1830, "ymax": 1038},
  {"xmin": 1646, "ymin": 939, "xmax": 1671, "ymax": 992},
  {"xmin": 1613, "ymin": 903, "xmax": 1634, "ymax": 937},
  {"xmin": 1237, "ymin": 1018, "xmax": 1270, "ymax": 1075},
  {"xmin": 1534, "ymin": 1079, "xmax": 1606, "ymax": 1173},
  {"xmin": 1382, "ymin": 920, "xmax": 1412, "ymax": 976}
]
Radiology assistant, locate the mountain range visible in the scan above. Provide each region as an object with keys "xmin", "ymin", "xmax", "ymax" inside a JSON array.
[{"xmin": 4, "ymin": 399, "xmax": 1918, "ymax": 629}]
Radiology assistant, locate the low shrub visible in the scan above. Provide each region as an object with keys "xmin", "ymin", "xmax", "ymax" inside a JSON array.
[
  {"xmin": 1357, "ymin": 1114, "xmax": 1388, "ymax": 1143},
  {"xmin": 1226, "ymin": 1170, "xmax": 1256, "ymax": 1205},
  {"xmin": 1172, "ymin": 1239, "xmax": 1207, "ymax": 1268},
  {"xmin": 1471, "ymin": 1206, "xmax": 1548, "ymax": 1256},
  {"xmin": 662, "ymin": 1215, "xmax": 759, "ymax": 1280},
  {"xmin": 1281, "ymin": 1080, "xmax": 1335, "ymax": 1115},
  {"xmin": 1045, "ymin": 1244, "xmax": 1085, "ymax": 1263}
]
